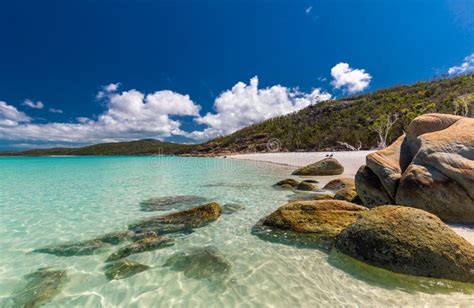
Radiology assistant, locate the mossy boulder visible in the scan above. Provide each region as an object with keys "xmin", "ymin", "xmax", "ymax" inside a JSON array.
[
  {"xmin": 334, "ymin": 188, "xmax": 360, "ymax": 203},
  {"xmin": 128, "ymin": 202, "xmax": 222, "ymax": 234},
  {"xmin": 335, "ymin": 206, "xmax": 474, "ymax": 283},
  {"xmin": 296, "ymin": 181, "xmax": 319, "ymax": 191},
  {"xmin": 104, "ymin": 259, "xmax": 150, "ymax": 280},
  {"xmin": 106, "ymin": 235, "xmax": 174, "ymax": 262},
  {"xmin": 255, "ymin": 200, "xmax": 367, "ymax": 248},
  {"xmin": 292, "ymin": 158, "xmax": 344, "ymax": 176},
  {"xmin": 140, "ymin": 195, "xmax": 208, "ymax": 212},
  {"xmin": 273, "ymin": 178, "xmax": 300, "ymax": 189},
  {"xmin": 323, "ymin": 178, "xmax": 355, "ymax": 191},
  {"xmin": 7, "ymin": 267, "xmax": 68, "ymax": 308}
]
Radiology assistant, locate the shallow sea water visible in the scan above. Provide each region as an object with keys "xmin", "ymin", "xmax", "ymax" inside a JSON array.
[{"xmin": 1, "ymin": 156, "xmax": 474, "ymax": 307}]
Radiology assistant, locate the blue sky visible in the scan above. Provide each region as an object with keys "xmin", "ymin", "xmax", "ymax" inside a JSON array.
[{"xmin": 0, "ymin": 0, "xmax": 473, "ymax": 149}]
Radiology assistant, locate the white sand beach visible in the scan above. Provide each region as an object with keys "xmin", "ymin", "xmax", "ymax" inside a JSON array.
[
  {"xmin": 229, "ymin": 151, "xmax": 374, "ymax": 177},
  {"xmin": 229, "ymin": 151, "xmax": 474, "ymax": 244}
]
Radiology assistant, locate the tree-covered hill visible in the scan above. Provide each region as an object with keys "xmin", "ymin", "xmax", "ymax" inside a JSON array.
[
  {"xmin": 192, "ymin": 73, "xmax": 474, "ymax": 154},
  {"xmin": 0, "ymin": 139, "xmax": 193, "ymax": 156}
]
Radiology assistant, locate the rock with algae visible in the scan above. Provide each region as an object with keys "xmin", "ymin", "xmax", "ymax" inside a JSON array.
[
  {"xmin": 163, "ymin": 246, "xmax": 232, "ymax": 283},
  {"xmin": 32, "ymin": 231, "xmax": 132, "ymax": 257},
  {"xmin": 106, "ymin": 235, "xmax": 174, "ymax": 262},
  {"xmin": 253, "ymin": 200, "xmax": 367, "ymax": 249},
  {"xmin": 128, "ymin": 202, "xmax": 222, "ymax": 235},
  {"xmin": 335, "ymin": 206, "xmax": 474, "ymax": 283},
  {"xmin": 6, "ymin": 267, "xmax": 68, "ymax": 308},
  {"xmin": 140, "ymin": 195, "xmax": 208, "ymax": 212},
  {"xmin": 104, "ymin": 259, "xmax": 150, "ymax": 280}
]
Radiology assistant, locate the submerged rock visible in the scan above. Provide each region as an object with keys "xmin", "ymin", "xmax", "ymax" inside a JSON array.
[
  {"xmin": 128, "ymin": 202, "xmax": 222, "ymax": 234},
  {"xmin": 140, "ymin": 195, "xmax": 208, "ymax": 212},
  {"xmin": 292, "ymin": 158, "xmax": 344, "ymax": 176},
  {"xmin": 33, "ymin": 239, "xmax": 109, "ymax": 257},
  {"xmin": 106, "ymin": 235, "xmax": 174, "ymax": 262},
  {"xmin": 104, "ymin": 259, "xmax": 150, "ymax": 280},
  {"xmin": 335, "ymin": 206, "xmax": 474, "ymax": 283},
  {"xmin": 163, "ymin": 246, "xmax": 231, "ymax": 282},
  {"xmin": 273, "ymin": 178, "xmax": 300, "ymax": 189},
  {"xmin": 95, "ymin": 231, "xmax": 133, "ymax": 245},
  {"xmin": 323, "ymin": 178, "xmax": 355, "ymax": 191},
  {"xmin": 8, "ymin": 267, "xmax": 67, "ymax": 308},
  {"xmin": 33, "ymin": 230, "xmax": 133, "ymax": 257},
  {"xmin": 221, "ymin": 203, "xmax": 246, "ymax": 215},
  {"xmin": 254, "ymin": 200, "xmax": 367, "ymax": 248}
]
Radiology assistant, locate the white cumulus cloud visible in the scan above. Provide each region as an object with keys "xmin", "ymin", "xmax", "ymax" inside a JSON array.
[
  {"xmin": 23, "ymin": 99, "xmax": 44, "ymax": 109},
  {"xmin": 189, "ymin": 76, "xmax": 331, "ymax": 140},
  {"xmin": 330, "ymin": 62, "xmax": 372, "ymax": 94},
  {"xmin": 0, "ymin": 101, "xmax": 32, "ymax": 127},
  {"xmin": 0, "ymin": 86, "xmax": 201, "ymax": 145},
  {"xmin": 96, "ymin": 82, "xmax": 121, "ymax": 99},
  {"xmin": 448, "ymin": 53, "xmax": 474, "ymax": 75}
]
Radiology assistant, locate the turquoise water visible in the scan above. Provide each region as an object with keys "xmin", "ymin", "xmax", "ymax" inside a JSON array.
[{"xmin": 1, "ymin": 156, "xmax": 474, "ymax": 307}]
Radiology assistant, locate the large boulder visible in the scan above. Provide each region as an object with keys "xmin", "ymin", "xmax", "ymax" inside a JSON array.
[
  {"xmin": 323, "ymin": 178, "xmax": 355, "ymax": 191},
  {"xmin": 296, "ymin": 181, "xmax": 319, "ymax": 191},
  {"xmin": 128, "ymin": 202, "xmax": 222, "ymax": 233},
  {"xmin": 355, "ymin": 114, "xmax": 474, "ymax": 222},
  {"xmin": 273, "ymin": 178, "xmax": 300, "ymax": 189},
  {"xmin": 254, "ymin": 200, "xmax": 367, "ymax": 248},
  {"xmin": 292, "ymin": 158, "xmax": 344, "ymax": 176},
  {"xmin": 335, "ymin": 206, "xmax": 474, "ymax": 283}
]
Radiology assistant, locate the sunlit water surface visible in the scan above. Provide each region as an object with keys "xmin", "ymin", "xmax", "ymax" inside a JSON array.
[{"xmin": 1, "ymin": 156, "xmax": 473, "ymax": 307}]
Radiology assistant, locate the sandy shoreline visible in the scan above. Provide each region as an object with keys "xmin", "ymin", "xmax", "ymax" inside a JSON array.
[
  {"xmin": 228, "ymin": 151, "xmax": 373, "ymax": 177},
  {"xmin": 229, "ymin": 151, "xmax": 474, "ymax": 244}
]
